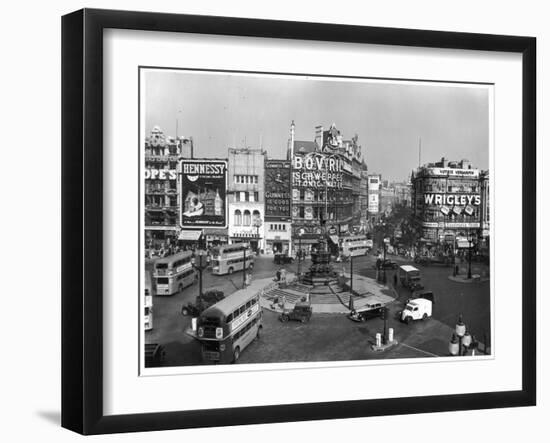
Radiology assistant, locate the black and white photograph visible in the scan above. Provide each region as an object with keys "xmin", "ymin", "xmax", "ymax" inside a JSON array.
[{"xmin": 141, "ymin": 68, "xmax": 492, "ymax": 369}]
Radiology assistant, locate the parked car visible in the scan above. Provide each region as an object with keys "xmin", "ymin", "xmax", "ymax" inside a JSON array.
[
  {"xmin": 181, "ymin": 289, "xmax": 225, "ymax": 316},
  {"xmin": 348, "ymin": 302, "xmax": 385, "ymax": 322},
  {"xmin": 375, "ymin": 259, "xmax": 398, "ymax": 270},
  {"xmin": 279, "ymin": 302, "xmax": 313, "ymax": 323},
  {"xmin": 274, "ymin": 253, "xmax": 294, "ymax": 264}
]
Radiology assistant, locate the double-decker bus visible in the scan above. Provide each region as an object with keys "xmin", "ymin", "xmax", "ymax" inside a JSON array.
[
  {"xmin": 211, "ymin": 243, "xmax": 254, "ymax": 275},
  {"xmin": 153, "ymin": 251, "xmax": 197, "ymax": 295},
  {"xmin": 197, "ymin": 289, "xmax": 263, "ymax": 363},
  {"xmin": 144, "ymin": 270, "xmax": 153, "ymax": 331},
  {"xmin": 340, "ymin": 235, "xmax": 370, "ymax": 257}
]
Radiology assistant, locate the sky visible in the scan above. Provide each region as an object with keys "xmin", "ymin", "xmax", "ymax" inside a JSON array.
[{"xmin": 144, "ymin": 69, "xmax": 489, "ymax": 182}]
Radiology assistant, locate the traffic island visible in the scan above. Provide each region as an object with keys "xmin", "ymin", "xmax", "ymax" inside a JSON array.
[
  {"xmin": 259, "ymin": 273, "xmax": 396, "ymax": 314},
  {"xmin": 371, "ymin": 340, "xmax": 399, "ymax": 352},
  {"xmin": 448, "ymin": 273, "xmax": 490, "ymax": 283}
]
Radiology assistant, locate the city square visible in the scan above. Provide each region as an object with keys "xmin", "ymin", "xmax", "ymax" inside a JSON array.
[{"xmin": 141, "ymin": 69, "xmax": 491, "ymax": 369}]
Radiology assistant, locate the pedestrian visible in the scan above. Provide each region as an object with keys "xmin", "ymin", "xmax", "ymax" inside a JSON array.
[
  {"xmin": 275, "ymin": 269, "xmax": 281, "ymax": 281},
  {"xmin": 393, "ymin": 273, "xmax": 398, "ymax": 286}
]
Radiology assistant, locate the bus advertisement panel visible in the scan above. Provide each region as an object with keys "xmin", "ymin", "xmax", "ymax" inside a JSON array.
[
  {"xmin": 180, "ymin": 159, "xmax": 227, "ymax": 229},
  {"xmin": 198, "ymin": 290, "xmax": 263, "ymax": 363},
  {"xmin": 153, "ymin": 251, "xmax": 197, "ymax": 295}
]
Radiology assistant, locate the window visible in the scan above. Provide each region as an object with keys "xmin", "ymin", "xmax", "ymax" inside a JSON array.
[
  {"xmin": 235, "ymin": 192, "xmax": 240, "ymax": 202},
  {"xmin": 299, "ymin": 189, "xmax": 305, "ymax": 200},
  {"xmin": 245, "ymin": 192, "xmax": 250, "ymax": 202},
  {"xmin": 299, "ymin": 206, "xmax": 305, "ymax": 218},
  {"xmin": 243, "ymin": 210, "xmax": 251, "ymax": 226},
  {"xmin": 234, "ymin": 210, "xmax": 242, "ymax": 226},
  {"xmin": 249, "ymin": 192, "xmax": 255, "ymax": 202},
  {"xmin": 240, "ymin": 191, "xmax": 246, "ymax": 201},
  {"xmin": 254, "ymin": 192, "xmax": 259, "ymax": 202}
]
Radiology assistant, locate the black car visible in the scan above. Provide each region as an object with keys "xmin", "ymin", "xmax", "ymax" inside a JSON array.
[
  {"xmin": 274, "ymin": 253, "xmax": 294, "ymax": 264},
  {"xmin": 181, "ymin": 289, "xmax": 225, "ymax": 316},
  {"xmin": 279, "ymin": 302, "xmax": 313, "ymax": 323},
  {"xmin": 349, "ymin": 302, "xmax": 385, "ymax": 322},
  {"xmin": 375, "ymin": 259, "xmax": 398, "ymax": 270}
]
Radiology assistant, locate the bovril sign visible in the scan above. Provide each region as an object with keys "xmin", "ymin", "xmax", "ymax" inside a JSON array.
[
  {"xmin": 424, "ymin": 194, "xmax": 481, "ymax": 206},
  {"xmin": 145, "ymin": 168, "xmax": 177, "ymax": 180}
]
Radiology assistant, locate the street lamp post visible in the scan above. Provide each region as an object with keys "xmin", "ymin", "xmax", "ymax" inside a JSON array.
[
  {"xmin": 455, "ymin": 314, "xmax": 466, "ymax": 355},
  {"xmin": 450, "ymin": 314, "xmax": 475, "ymax": 356},
  {"xmin": 349, "ymin": 252, "xmax": 354, "ymax": 311},
  {"xmin": 297, "ymin": 229, "xmax": 304, "ymax": 281},
  {"xmin": 191, "ymin": 250, "xmax": 210, "ymax": 300},
  {"xmin": 467, "ymin": 231, "xmax": 474, "ymax": 279},
  {"xmin": 243, "ymin": 244, "xmax": 247, "ymax": 289},
  {"xmin": 253, "ymin": 217, "xmax": 263, "ymax": 255},
  {"xmin": 382, "ymin": 238, "xmax": 388, "ymax": 284}
]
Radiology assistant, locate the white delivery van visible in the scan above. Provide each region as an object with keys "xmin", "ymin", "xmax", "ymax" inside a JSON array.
[{"xmin": 400, "ymin": 298, "xmax": 432, "ymax": 324}]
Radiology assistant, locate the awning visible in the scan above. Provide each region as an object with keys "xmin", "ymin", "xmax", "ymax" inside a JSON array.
[{"xmin": 178, "ymin": 230, "xmax": 202, "ymax": 241}]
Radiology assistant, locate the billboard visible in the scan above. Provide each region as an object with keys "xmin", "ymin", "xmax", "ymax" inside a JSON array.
[
  {"xmin": 179, "ymin": 159, "xmax": 227, "ymax": 228},
  {"xmin": 265, "ymin": 160, "xmax": 291, "ymax": 220},
  {"xmin": 292, "ymin": 152, "xmax": 344, "ymax": 188}
]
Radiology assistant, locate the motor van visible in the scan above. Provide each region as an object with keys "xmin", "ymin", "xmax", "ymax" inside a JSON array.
[
  {"xmin": 400, "ymin": 298, "xmax": 433, "ymax": 324},
  {"xmin": 398, "ymin": 265, "xmax": 422, "ymax": 290}
]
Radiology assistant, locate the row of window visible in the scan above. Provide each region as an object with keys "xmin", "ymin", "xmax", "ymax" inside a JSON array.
[
  {"xmin": 232, "ymin": 316, "xmax": 260, "ymax": 341},
  {"xmin": 234, "ymin": 209, "xmax": 261, "ymax": 226},
  {"xmin": 176, "ymin": 268, "xmax": 195, "ymax": 281},
  {"xmin": 146, "ymin": 196, "xmax": 177, "ymax": 207},
  {"xmin": 269, "ymin": 224, "xmax": 287, "ymax": 231},
  {"xmin": 235, "ymin": 191, "xmax": 260, "ymax": 202},
  {"xmin": 233, "ymin": 175, "xmax": 259, "ymax": 184},
  {"xmin": 227, "ymin": 256, "xmax": 253, "ymax": 265},
  {"xmin": 226, "ymin": 297, "xmax": 259, "ymax": 323}
]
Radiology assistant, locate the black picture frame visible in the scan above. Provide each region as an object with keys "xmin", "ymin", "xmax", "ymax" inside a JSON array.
[{"xmin": 62, "ymin": 8, "xmax": 536, "ymax": 435}]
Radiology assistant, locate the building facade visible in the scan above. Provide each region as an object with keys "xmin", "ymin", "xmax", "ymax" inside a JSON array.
[
  {"xmin": 227, "ymin": 148, "xmax": 266, "ymax": 252},
  {"xmin": 289, "ymin": 122, "xmax": 355, "ymax": 254},
  {"xmin": 144, "ymin": 126, "xmax": 194, "ymax": 249},
  {"xmin": 411, "ymin": 157, "xmax": 489, "ymax": 247},
  {"xmin": 264, "ymin": 158, "xmax": 292, "ymax": 254}
]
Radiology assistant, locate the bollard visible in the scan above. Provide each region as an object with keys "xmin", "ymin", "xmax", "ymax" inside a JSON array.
[
  {"xmin": 388, "ymin": 328, "xmax": 394, "ymax": 343},
  {"xmin": 376, "ymin": 333, "xmax": 382, "ymax": 347},
  {"xmin": 191, "ymin": 317, "xmax": 197, "ymax": 331}
]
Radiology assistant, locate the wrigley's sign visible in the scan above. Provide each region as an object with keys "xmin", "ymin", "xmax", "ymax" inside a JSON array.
[{"xmin": 425, "ymin": 194, "xmax": 481, "ymax": 206}]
